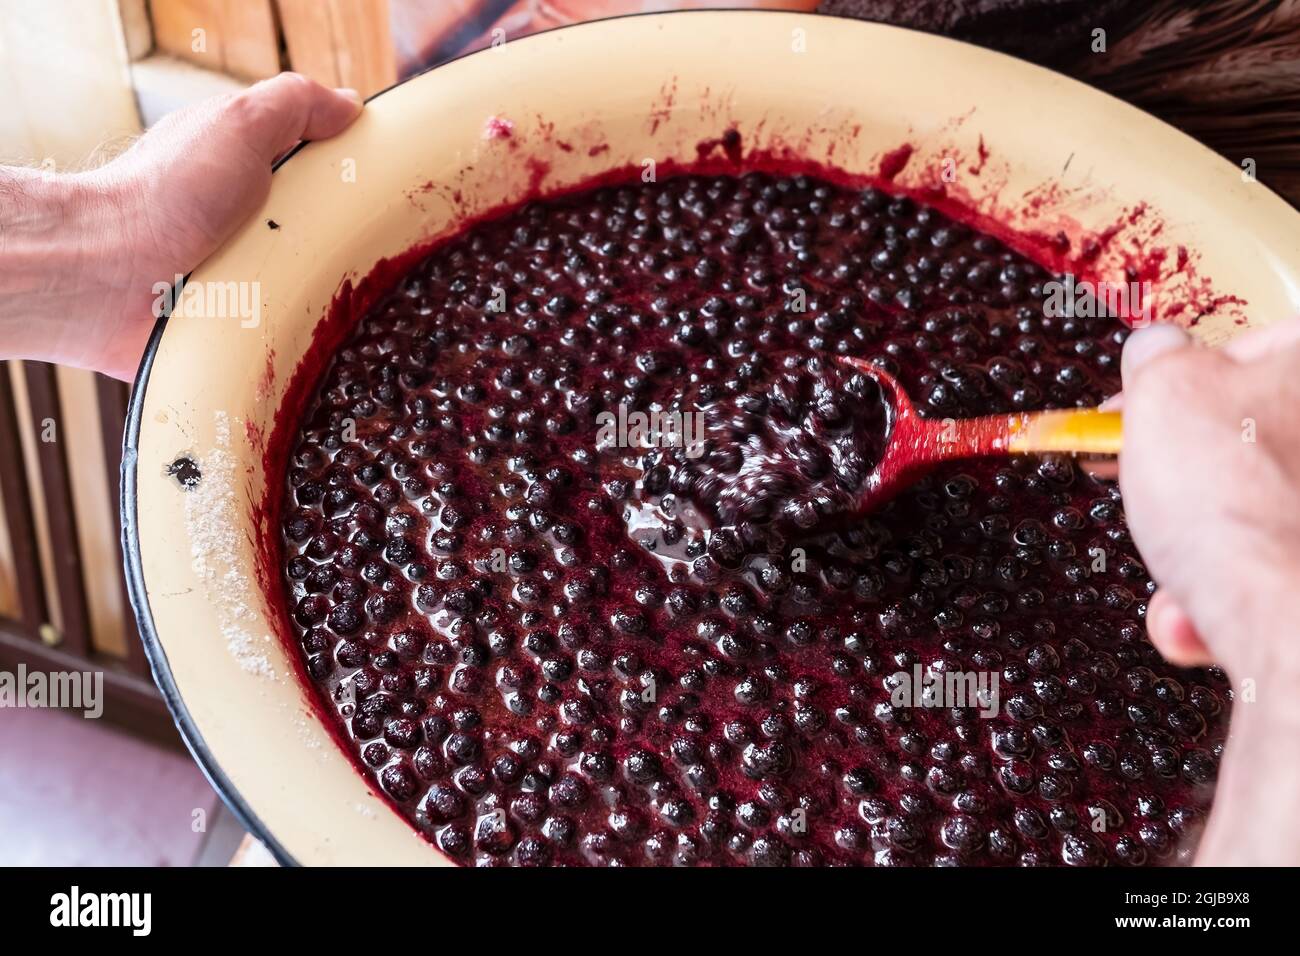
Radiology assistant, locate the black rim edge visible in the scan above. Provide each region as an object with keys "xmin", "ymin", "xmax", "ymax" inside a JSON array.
[
  {"xmin": 121, "ymin": 6, "xmax": 1254, "ymax": 869},
  {"xmin": 122, "ymin": 307, "xmax": 298, "ymax": 867}
]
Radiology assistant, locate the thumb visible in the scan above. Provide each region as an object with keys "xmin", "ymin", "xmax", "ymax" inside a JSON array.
[
  {"xmin": 1121, "ymin": 323, "xmax": 1192, "ymax": 385},
  {"xmin": 231, "ymin": 73, "xmax": 364, "ymax": 166}
]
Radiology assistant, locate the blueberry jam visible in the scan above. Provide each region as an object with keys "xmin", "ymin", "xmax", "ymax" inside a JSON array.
[
  {"xmin": 647, "ymin": 353, "xmax": 891, "ymax": 536},
  {"xmin": 280, "ymin": 170, "xmax": 1227, "ymax": 866}
]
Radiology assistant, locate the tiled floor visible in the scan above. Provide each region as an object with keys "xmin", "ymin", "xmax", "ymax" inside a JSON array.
[{"xmin": 0, "ymin": 706, "xmax": 245, "ymax": 866}]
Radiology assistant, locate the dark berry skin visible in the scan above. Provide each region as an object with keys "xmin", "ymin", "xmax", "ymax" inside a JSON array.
[{"xmin": 281, "ymin": 169, "xmax": 1229, "ymax": 866}]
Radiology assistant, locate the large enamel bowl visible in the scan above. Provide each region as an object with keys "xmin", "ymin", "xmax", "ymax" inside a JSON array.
[{"xmin": 123, "ymin": 10, "xmax": 1300, "ymax": 865}]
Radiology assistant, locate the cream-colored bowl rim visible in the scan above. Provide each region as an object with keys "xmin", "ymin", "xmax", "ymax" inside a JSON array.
[{"xmin": 124, "ymin": 9, "xmax": 1300, "ymax": 867}]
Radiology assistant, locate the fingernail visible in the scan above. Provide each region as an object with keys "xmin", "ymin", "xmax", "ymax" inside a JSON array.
[
  {"xmin": 335, "ymin": 87, "xmax": 363, "ymax": 108},
  {"xmin": 1121, "ymin": 323, "xmax": 1190, "ymax": 382}
]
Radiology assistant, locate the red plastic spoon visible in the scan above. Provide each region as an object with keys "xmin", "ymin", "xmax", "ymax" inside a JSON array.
[{"xmin": 840, "ymin": 357, "xmax": 1124, "ymax": 513}]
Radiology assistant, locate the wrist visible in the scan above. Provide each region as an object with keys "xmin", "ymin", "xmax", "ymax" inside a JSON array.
[
  {"xmin": 0, "ymin": 167, "xmax": 134, "ymax": 371},
  {"xmin": 1196, "ymin": 693, "xmax": 1300, "ymax": 864},
  {"xmin": 1191, "ymin": 554, "xmax": 1300, "ymax": 690}
]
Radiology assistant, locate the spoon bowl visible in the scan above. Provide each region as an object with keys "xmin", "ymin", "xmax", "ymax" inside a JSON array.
[{"xmin": 841, "ymin": 357, "xmax": 1124, "ymax": 514}]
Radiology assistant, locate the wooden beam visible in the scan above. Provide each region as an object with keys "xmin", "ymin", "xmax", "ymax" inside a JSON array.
[
  {"xmin": 152, "ymin": 0, "xmax": 225, "ymax": 73},
  {"xmin": 21, "ymin": 362, "xmax": 92, "ymax": 657},
  {"xmin": 218, "ymin": 0, "xmax": 282, "ymax": 80},
  {"xmin": 151, "ymin": 0, "xmax": 281, "ymax": 80},
  {"xmin": 117, "ymin": 0, "xmax": 154, "ymax": 61},
  {"xmin": 278, "ymin": 0, "xmax": 397, "ymax": 97},
  {"xmin": 0, "ymin": 362, "xmax": 48, "ymax": 633},
  {"xmin": 275, "ymin": 0, "xmax": 339, "ymax": 87},
  {"xmin": 326, "ymin": 0, "xmax": 397, "ymax": 95}
]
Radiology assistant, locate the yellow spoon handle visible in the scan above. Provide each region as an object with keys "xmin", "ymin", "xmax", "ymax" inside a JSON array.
[{"xmin": 1007, "ymin": 409, "xmax": 1123, "ymax": 456}]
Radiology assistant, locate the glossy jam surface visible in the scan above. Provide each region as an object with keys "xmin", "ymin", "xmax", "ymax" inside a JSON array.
[
  {"xmin": 280, "ymin": 171, "xmax": 1227, "ymax": 866},
  {"xmin": 650, "ymin": 354, "xmax": 891, "ymax": 536}
]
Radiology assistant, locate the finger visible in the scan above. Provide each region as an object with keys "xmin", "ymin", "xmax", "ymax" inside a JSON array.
[
  {"xmin": 1146, "ymin": 589, "xmax": 1215, "ymax": 667},
  {"xmin": 1080, "ymin": 456, "xmax": 1118, "ymax": 481},
  {"xmin": 1114, "ymin": 317, "xmax": 1300, "ymax": 391},
  {"xmin": 230, "ymin": 73, "xmax": 363, "ymax": 166},
  {"xmin": 1221, "ymin": 315, "xmax": 1300, "ymax": 363},
  {"xmin": 1121, "ymin": 323, "xmax": 1193, "ymax": 385}
]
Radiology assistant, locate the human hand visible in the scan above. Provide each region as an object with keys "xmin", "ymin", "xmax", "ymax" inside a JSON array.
[
  {"xmin": 1119, "ymin": 317, "xmax": 1300, "ymax": 864},
  {"xmin": 0, "ymin": 73, "xmax": 362, "ymax": 380},
  {"xmin": 1120, "ymin": 319, "xmax": 1300, "ymax": 672}
]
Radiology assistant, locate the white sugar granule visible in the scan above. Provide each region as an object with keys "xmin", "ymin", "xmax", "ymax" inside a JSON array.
[
  {"xmin": 291, "ymin": 711, "xmax": 324, "ymax": 751},
  {"xmin": 183, "ymin": 411, "xmax": 276, "ymax": 678}
]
